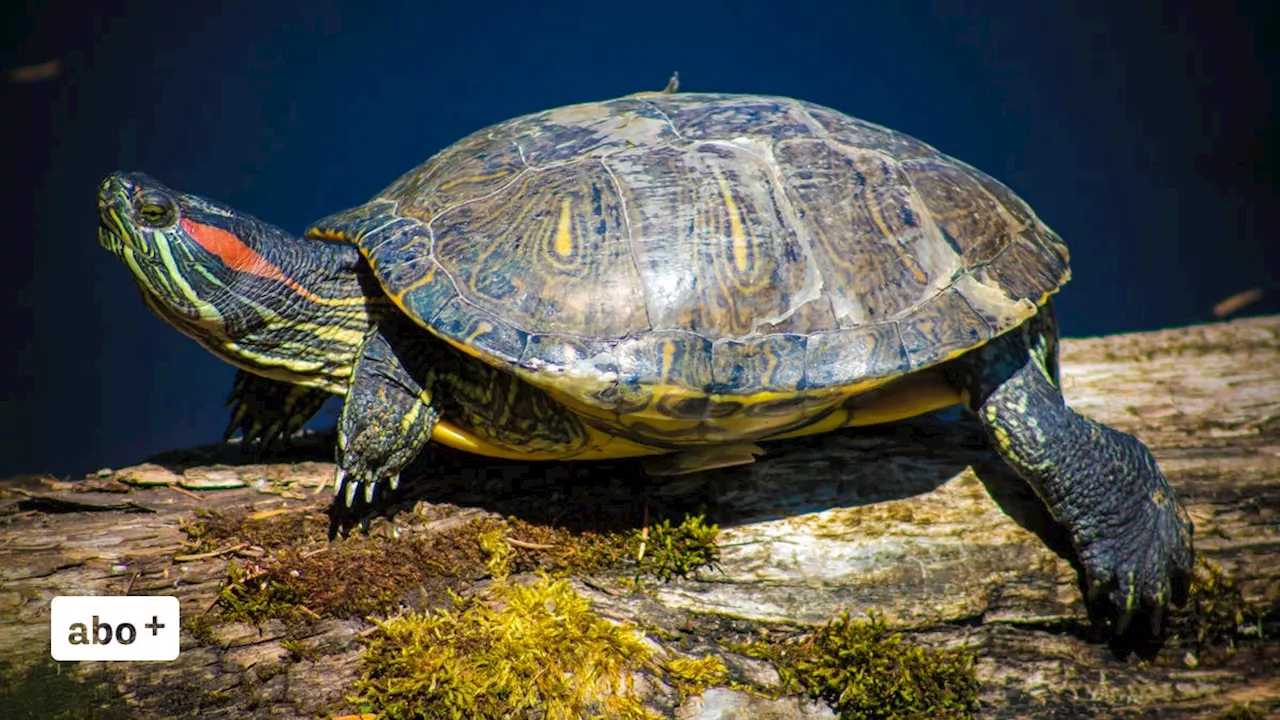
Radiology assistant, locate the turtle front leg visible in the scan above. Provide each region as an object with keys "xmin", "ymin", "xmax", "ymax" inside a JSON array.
[
  {"xmin": 947, "ymin": 306, "xmax": 1194, "ymax": 637},
  {"xmin": 223, "ymin": 370, "xmax": 333, "ymax": 447},
  {"xmin": 335, "ymin": 321, "xmax": 439, "ymax": 506}
]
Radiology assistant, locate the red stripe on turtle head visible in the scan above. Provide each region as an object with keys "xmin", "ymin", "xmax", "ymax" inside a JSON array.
[
  {"xmin": 180, "ymin": 218, "xmax": 290, "ymax": 283},
  {"xmin": 180, "ymin": 217, "xmax": 331, "ymax": 303}
]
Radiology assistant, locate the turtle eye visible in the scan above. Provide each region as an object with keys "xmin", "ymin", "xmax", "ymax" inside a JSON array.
[{"xmin": 136, "ymin": 195, "xmax": 176, "ymax": 227}]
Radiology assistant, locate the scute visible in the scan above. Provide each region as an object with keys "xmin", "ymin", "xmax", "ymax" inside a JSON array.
[
  {"xmin": 804, "ymin": 322, "xmax": 909, "ymax": 388},
  {"xmin": 615, "ymin": 331, "xmax": 714, "ymax": 391},
  {"xmin": 898, "ymin": 287, "xmax": 992, "ymax": 368},
  {"xmin": 431, "ymin": 298, "xmax": 529, "ymax": 366},
  {"xmin": 604, "ymin": 141, "xmax": 824, "ymax": 337},
  {"xmin": 327, "ymin": 92, "xmax": 1069, "ymax": 405},
  {"xmin": 772, "ymin": 138, "xmax": 956, "ymax": 327},
  {"xmin": 710, "ymin": 334, "xmax": 808, "ymax": 393},
  {"xmin": 429, "ymin": 161, "xmax": 648, "ymax": 338}
]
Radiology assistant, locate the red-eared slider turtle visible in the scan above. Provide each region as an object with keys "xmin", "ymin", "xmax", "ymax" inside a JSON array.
[{"xmin": 97, "ymin": 88, "xmax": 1192, "ymax": 636}]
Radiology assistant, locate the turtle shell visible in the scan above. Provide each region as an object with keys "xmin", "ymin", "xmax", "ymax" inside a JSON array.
[{"xmin": 317, "ymin": 93, "xmax": 1069, "ymax": 422}]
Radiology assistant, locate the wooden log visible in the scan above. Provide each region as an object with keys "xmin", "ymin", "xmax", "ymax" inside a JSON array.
[{"xmin": 1, "ymin": 316, "xmax": 1277, "ymax": 719}]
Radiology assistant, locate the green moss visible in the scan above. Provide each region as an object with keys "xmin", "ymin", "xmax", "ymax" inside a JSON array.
[
  {"xmin": 183, "ymin": 612, "xmax": 219, "ymax": 646},
  {"xmin": 494, "ymin": 517, "xmax": 633, "ymax": 576},
  {"xmin": 177, "ymin": 510, "xmax": 221, "ymax": 555},
  {"xmin": 217, "ymin": 562, "xmax": 306, "ymax": 625},
  {"xmin": 635, "ymin": 513, "xmax": 721, "ymax": 583},
  {"xmin": 477, "ymin": 523, "xmax": 515, "ymax": 580},
  {"xmin": 0, "ymin": 658, "xmax": 131, "ymax": 719},
  {"xmin": 354, "ymin": 575, "xmax": 661, "ymax": 720},
  {"xmin": 189, "ymin": 506, "xmax": 721, "ymax": 648},
  {"xmin": 280, "ymin": 638, "xmax": 321, "ymax": 662},
  {"xmin": 171, "ymin": 508, "xmax": 729, "ymax": 714},
  {"xmin": 466, "ymin": 512, "xmax": 721, "ymax": 587},
  {"xmin": 1169, "ymin": 557, "xmax": 1263, "ymax": 665},
  {"xmin": 729, "ymin": 639, "xmax": 805, "ymax": 698},
  {"xmin": 475, "ymin": 513, "xmax": 721, "ymax": 584},
  {"xmin": 662, "ymin": 654, "xmax": 730, "ymax": 702},
  {"xmin": 738, "ymin": 612, "xmax": 980, "ymax": 720}
]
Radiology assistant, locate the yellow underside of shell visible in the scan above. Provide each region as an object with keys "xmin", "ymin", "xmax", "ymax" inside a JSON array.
[{"xmin": 428, "ymin": 371, "xmax": 962, "ymax": 461}]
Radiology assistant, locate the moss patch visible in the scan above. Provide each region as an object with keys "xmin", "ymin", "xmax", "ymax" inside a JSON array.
[
  {"xmin": 349, "ymin": 514, "xmax": 729, "ymax": 718},
  {"xmin": 178, "ymin": 505, "xmax": 727, "ymax": 715},
  {"xmin": 182, "ymin": 612, "xmax": 219, "ymax": 647},
  {"xmin": 661, "ymin": 654, "xmax": 730, "ymax": 702},
  {"xmin": 489, "ymin": 517, "xmax": 635, "ymax": 577},
  {"xmin": 217, "ymin": 562, "xmax": 309, "ymax": 625},
  {"xmin": 479, "ymin": 512, "xmax": 721, "ymax": 583},
  {"xmin": 635, "ymin": 513, "xmax": 721, "ymax": 583},
  {"xmin": 354, "ymin": 575, "xmax": 661, "ymax": 720},
  {"xmin": 0, "ymin": 659, "xmax": 131, "ymax": 720},
  {"xmin": 279, "ymin": 638, "xmax": 322, "ymax": 663},
  {"xmin": 1169, "ymin": 557, "xmax": 1265, "ymax": 666},
  {"xmin": 182, "ymin": 509, "xmax": 490, "ymax": 625},
  {"xmin": 183, "ymin": 507, "xmax": 723, "ymax": 639},
  {"xmin": 180, "ymin": 506, "xmax": 327, "ymax": 554},
  {"xmin": 738, "ymin": 612, "xmax": 980, "ymax": 720}
]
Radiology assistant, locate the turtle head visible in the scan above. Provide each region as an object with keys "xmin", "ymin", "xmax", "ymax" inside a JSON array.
[
  {"xmin": 97, "ymin": 172, "xmax": 372, "ymax": 391},
  {"xmin": 97, "ymin": 172, "xmax": 286, "ymax": 325}
]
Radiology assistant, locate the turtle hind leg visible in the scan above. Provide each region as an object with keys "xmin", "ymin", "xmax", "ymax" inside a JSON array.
[
  {"xmin": 335, "ymin": 319, "xmax": 439, "ymax": 507},
  {"xmin": 224, "ymin": 370, "xmax": 332, "ymax": 448},
  {"xmin": 946, "ymin": 305, "xmax": 1194, "ymax": 639}
]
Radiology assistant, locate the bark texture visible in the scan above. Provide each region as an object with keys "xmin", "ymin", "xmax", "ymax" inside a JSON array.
[{"xmin": 2, "ymin": 316, "xmax": 1278, "ymax": 719}]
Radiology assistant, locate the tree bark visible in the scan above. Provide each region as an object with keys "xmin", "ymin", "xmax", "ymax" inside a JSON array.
[{"xmin": 2, "ymin": 316, "xmax": 1277, "ymax": 719}]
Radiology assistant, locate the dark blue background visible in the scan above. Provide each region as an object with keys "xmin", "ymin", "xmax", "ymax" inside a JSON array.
[{"xmin": 3, "ymin": 1, "xmax": 1275, "ymax": 478}]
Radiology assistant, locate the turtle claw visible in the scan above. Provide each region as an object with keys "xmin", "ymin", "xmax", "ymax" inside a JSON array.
[
  {"xmin": 1149, "ymin": 605, "xmax": 1165, "ymax": 638},
  {"xmin": 264, "ymin": 422, "xmax": 285, "ymax": 447},
  {"xmin": 224, "ymin": 371, "xmax": 330, "ymax": 449},
  {"xmin": 333, "ymin": 466, "xmax": 396, "ymax": 507},
  {"xmin": 1077, "ymin": 506, "xmax": 1191, "ymax": 642},
  {"xmin": 1113, "ymin": 606, "xmax": 1135, "ymax": 638},
  {"xmin": 226, "ymin": 413, "xmax": 293, "ymax": 449}
]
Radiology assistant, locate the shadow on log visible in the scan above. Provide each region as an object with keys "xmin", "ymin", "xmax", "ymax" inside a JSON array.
[{"xmin": 2, "ymin": 317, "xmax": 1278, "ymax": 718}]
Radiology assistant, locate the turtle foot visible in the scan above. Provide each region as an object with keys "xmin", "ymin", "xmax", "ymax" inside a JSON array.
[
  {"xmin": 333, "ymin": 322, "xmax": 438, "ymax": 508},
  {"xmin": 1071, "ymin": 431, "xmax": 1195, "ymax": 639},
  {"xmin": 223, "ymin": 371, "xmax": 331, "ymax": 449}
]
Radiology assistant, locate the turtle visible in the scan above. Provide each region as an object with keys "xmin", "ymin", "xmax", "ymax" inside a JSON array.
[{"xmin": 97, "ymin": 87, "xmax": 1193, "ymax": 636}]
